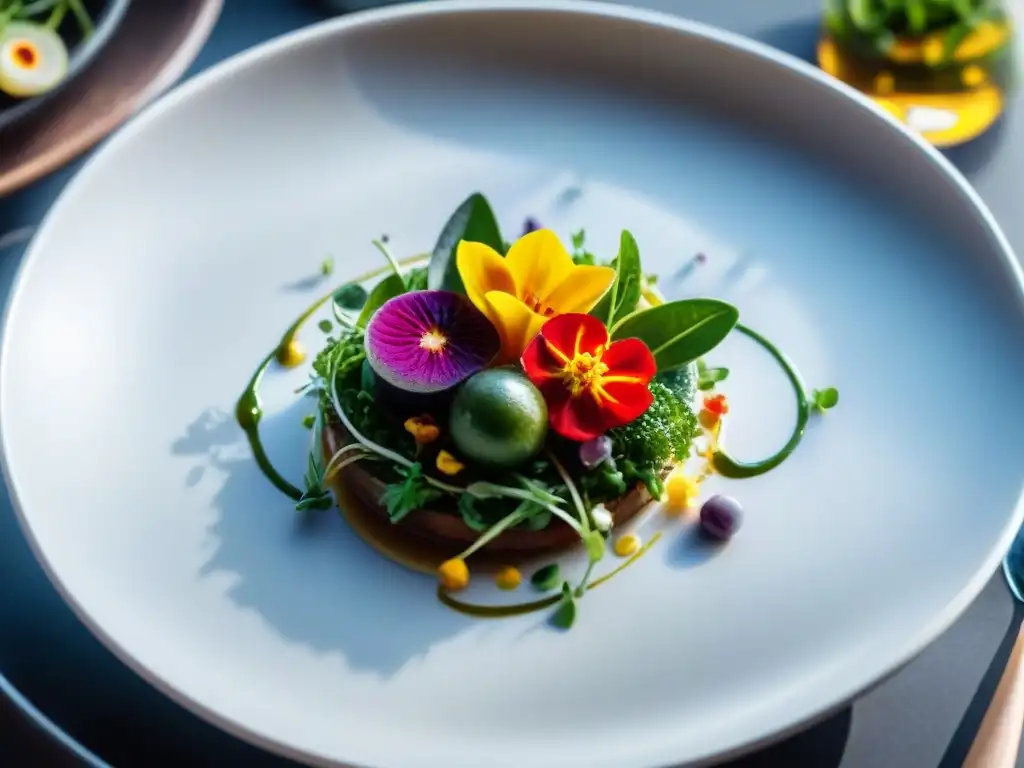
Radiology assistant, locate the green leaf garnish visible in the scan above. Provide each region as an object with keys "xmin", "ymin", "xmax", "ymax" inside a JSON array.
[
  {"xmin": 404, "ymin": 266, "xmax": 429, "ymax": 292},
  {"xmin": 380, "ymin": 463, "xmax": 443, "ymax": 523},
  {"xmin": 302, "ymin": 414, "xmax": 316, "ymax": 429},
  {"xmin": 551, "ymin": 581, "xmax": 577, "ymax": 629},
  {"xmin": 295, "ymin": 453, "xmax": 334, "ymax": 512},
  {"xmin": 906, "ymin": 0, "xmax": 928, "ymax": 33},
  {"xmin": 590, "ymin": 230, "xmax": 642, "ymax": 327},
  {"xmin": 320, "ymin": 257, "xmax": 334, "ymax": 277},
  {"xmin": 812, "ymin": 387, "xmax": 840, "ymax": 412},
  {"xmin": 611, "ymin": 298, "xmax": 739, "ymax": 370},
  {"xmin": 427, "ymin": 192, "xmax": 504, "ymax": 293},
  {"xmin": 848, "ymin": 0, "xmax": 879, "ymax": 31},
  {"xmin": 530, "ymin": 564, "xmax": 561, "ymax": 592},
  {"xmin": 317, "ymin": 319, "xmax": 332, "ymax": 334},
  {"xmin": 333, "ymin": 283, "xmax": 368, "ymax": 311},
  {"xmin": 521, "ymin": 506, "xmax": 553, "ymax": 531},
  {"xmin": 942, "ymin": 20, "xmax": 973, "ymax": 60},
  {"xmin": 457, "ymin": 493, "xmax": 490, "ymax": 532},
  {"xmin": 356, "ymin": 273, "xmax": 405, "ymax": 328},
  {"xmin": 584, "ymin": 531, "xmax": 605, "ymax": 564}
]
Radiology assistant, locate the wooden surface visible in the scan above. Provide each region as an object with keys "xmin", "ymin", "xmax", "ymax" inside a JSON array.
[
  {"xmin": 0, "ymin": 0, "xmax": 223, "ymax": 196},
  {"xmin": 963, "ymin": 621, "xmax": 1024, "ymax": 768}
]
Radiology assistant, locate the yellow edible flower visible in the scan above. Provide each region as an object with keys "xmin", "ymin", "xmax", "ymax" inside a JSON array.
[
  {"xmin": 404, "ymin": 415, "xmax": 440, "ymax": 444},
  {"xmin": 495, "ymin": 566, "xmax": 522, "ymax": 591},
  {"xmin": 436, "ymin": 450, "xmax": 464, "ymax": 476},
  {"xmin": 456, "ymin": 229, "xmax": 616, "ymax": 363},
  {"xmin": 665, "ymin": 471, "xmax": 701, "ymax": 515},
  {"xmin": 437, "ymin": 558, "xmax": 469, "ymax": 591}
]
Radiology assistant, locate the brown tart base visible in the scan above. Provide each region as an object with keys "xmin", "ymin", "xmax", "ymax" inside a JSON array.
[{"xmin": 322, "ymin": 421, "xmax": 662, "ymax": 557}]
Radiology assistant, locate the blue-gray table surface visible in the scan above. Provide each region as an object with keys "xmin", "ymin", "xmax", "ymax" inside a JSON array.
[{"xmin": 1, "ymin": 0, "xmax": 1022, "ymax": 765}]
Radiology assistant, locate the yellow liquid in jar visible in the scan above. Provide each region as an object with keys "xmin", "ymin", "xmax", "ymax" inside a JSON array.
[{"xmin": 817, "ymin": 17, "xmax": 1013, "ymax": 147}]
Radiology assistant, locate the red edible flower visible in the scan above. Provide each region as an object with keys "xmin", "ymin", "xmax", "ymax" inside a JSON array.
[
  {"xmin": 520, "ymin": 313, "xmax": 656, "ymax": 441},
  {"xmin": 703, "ymin": 393, "xmax": 729, "ymax": 416}
]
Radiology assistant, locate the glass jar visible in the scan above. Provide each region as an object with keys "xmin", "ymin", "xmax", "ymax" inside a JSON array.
[{"xmin": 818, "ymin": 0, "xmax": 1015, "ymax": 146}]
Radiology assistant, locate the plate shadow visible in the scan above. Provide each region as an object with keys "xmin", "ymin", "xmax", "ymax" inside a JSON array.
[{"xmin": 172, "ymin": 396, "xmax": 468, "ymax": 678}]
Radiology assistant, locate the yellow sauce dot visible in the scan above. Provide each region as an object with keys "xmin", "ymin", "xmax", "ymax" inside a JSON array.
[
  {"xmin": 437, "ymin": 558, "xmax": 469, "ymax": 591},
  {"xmin": 276, "ymin": 340, "xmax": 305, "ymax": 368},
  {"xmin": 873, "ymin": 71, "xmax": 895, "ymax": 96},
  {"xmin": 818, "ymin": 39, "xmax": 838, "ymax": 75},
  {"xmin": 923, "ymin": 37, "xmax": 945, "ymax": 66},
  {"xmin": 614, "ymin": 534, "xmax": 641, "ymax": 558},
  {"xmin": 665, "ymin": 472, "xmax": 701, "ymax": 515},
  {"xmin": 495, "ymin": 566, "xmax": 522, "ymax": 591},
  {"xmin": 961, "ymin": 65, "xmax": 986, "ymax": 88}
]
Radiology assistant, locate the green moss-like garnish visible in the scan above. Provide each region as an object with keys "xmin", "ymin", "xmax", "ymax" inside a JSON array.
[{"xmin": 608, "ymin": 381, "xmax": 698, "ymax": 473}]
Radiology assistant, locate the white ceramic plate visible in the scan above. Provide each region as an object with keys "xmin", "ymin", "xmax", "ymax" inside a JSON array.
[{"xmin": 3, "ymin": 2, "xmax": 1024, "ymax": 767}]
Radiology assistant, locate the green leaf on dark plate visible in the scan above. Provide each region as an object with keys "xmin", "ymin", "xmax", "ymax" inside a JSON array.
[
  {"xmin": 357, "ymin": 273, "xmax": 405, "ymax": 328},
  {"xmin": 427, "ymin": 193, "xmax": 504, "ymax": 294},
  {"xmin": 590, "ymin": 230, "xmax": 642, "ymax": 327},
  {"xmin": 611, "ymin": 298, "xmax": 738, "ymax": 371}
]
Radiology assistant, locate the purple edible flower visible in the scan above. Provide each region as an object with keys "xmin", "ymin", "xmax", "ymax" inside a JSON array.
[
  {"xmin": 522, "ymin": 217, "xmax": 542, "ymax": 235},
  {"xmin": 366, "ymin": 290, "xmax": 500, "ymax": 394}
]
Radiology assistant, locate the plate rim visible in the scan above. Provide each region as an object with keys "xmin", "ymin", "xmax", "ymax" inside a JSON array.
[{"xmin": 2, "ymin": 1, "xmax": 1023, "ymax": 766}]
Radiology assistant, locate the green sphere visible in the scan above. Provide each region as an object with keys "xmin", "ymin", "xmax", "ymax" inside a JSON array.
[{"xmin": 449, "ymin": 369, "xmax": 548, "ymax": 468}]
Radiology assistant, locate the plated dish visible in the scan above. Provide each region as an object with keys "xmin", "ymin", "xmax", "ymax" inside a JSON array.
[
  {"xmin": 2, "ymin": 3, "xmax": 1023, "ymax": 767},
  {"xmin": 0, "ymin": 0, "xmax": 130, "ymax": 128},
  {"xmin": 242, "ymin": 192, "xmax": 838, "ymax": 629}
]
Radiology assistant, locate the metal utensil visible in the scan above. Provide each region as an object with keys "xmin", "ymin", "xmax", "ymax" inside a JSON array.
[{"xmin": 963, "ymin": 531, "xmax": 1024, "ymax": 768}]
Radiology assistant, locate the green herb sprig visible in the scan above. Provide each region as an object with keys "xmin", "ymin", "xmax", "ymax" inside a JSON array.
[{"xmin": 381, "ymin": 463, "xmax": 443, "ymax": 522}]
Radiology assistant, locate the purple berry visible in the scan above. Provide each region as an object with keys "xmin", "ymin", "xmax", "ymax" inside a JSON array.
[
  {"xmin": 700, "ymin": 495, "xmax": 743, "ymax": 541},
  {"xmin": 579, "ymin": 435, "xmax": 612, "ymax": 469},
  {"xmin": 522, "ymin": 217, "xmax": 542, "ymax": 235}
]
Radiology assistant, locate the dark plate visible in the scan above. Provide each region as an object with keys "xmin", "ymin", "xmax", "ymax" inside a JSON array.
[{"xmin": 0, "ymin": 0, "xmax": 132, "ymax": 131}]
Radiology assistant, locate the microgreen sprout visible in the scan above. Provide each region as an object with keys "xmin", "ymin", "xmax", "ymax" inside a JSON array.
[
  {"xmin": 371, "ymin": 238, "xmax": 405, "ymax": 285},
  {"xmin": 697, "ymin": 358, "xmax": 730, "ymax": 391}
]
